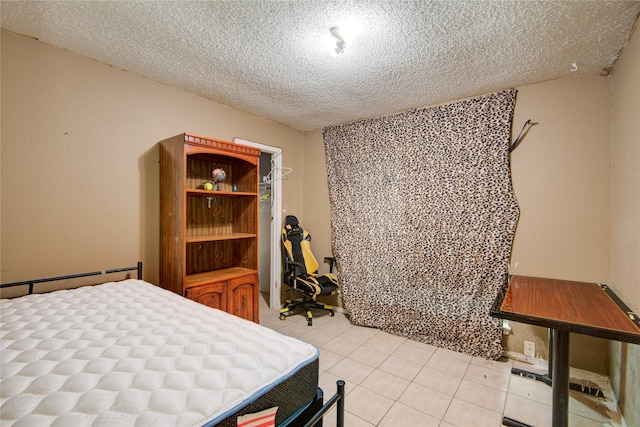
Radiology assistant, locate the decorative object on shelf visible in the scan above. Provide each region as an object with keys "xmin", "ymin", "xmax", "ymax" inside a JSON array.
[
  {"xmin": 203, "ymin": 182, "xmax": 214, "ymax": 191},
  {"xmin": 212, "ymin": 168, "xmax": 227, "ymax": 190}
]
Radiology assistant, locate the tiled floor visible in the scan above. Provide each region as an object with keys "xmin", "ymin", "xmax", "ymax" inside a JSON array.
[{"xmin": 258, "ymin": 294, "xmax": 626, "ymax": 427}]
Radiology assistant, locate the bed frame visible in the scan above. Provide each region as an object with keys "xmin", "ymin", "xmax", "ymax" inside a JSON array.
[
  {"xmin": 0, "ymin": 262, "xmax": 345, "ymax": 427},
  {"xmin": 0, "ymin": 262, "xmax": 144, "ymax": 295}
]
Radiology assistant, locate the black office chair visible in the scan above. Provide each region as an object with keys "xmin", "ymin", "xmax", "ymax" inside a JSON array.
[{"xmin": 280, "ymin": 215, "xmax": 338, "ymax": 326}]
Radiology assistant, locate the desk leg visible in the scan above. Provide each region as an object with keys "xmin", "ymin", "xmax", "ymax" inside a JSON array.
[{"xmin": 551, "ymin": 329, "xmax": 570, "ymax": 427}]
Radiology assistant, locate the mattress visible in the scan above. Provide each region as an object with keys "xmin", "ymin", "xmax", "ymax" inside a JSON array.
[{"xmin": 0, "ymin": 279, "xmax": 319, "ymax": 426}]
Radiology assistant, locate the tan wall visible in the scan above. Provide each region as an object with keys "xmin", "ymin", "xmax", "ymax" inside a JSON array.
[
  {"xmin": 303, "ymin": 75, "xmax": 614, "ymax": 373},
  {"xmin": 507, "ymin": 75, "xmax": 612, "ymax": 373},
  {"xmin": 609, "ymin": 21, "xmax": 640, "ymax": 427},
  {"xmin": 0, "ymin": 30, "xmax": 304, "ymax": 287},
  {"xmin": 300, "ymin": 129, "xmax": 341, "ymax": 307}
]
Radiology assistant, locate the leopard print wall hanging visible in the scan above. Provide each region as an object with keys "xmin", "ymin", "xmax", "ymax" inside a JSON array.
[{"xmin": 323, "ymin": 89, "xmax": 519, "ymax": 359}]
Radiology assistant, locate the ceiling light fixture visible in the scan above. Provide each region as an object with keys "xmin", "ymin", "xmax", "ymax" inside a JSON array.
[{"xmin": 330, "ymin": 26, "xmax": 346, "ymax": 54}]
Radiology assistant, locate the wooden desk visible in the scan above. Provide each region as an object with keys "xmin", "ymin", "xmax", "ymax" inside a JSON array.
[{"xmin": 491, "ymin": 275, "xmax": 640, "ymax": 427}]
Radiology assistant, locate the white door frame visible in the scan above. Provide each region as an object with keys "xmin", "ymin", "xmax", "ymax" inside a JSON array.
[{"xmin": 233, "ymin": 138, "xmax": 282, "ymax": 310}]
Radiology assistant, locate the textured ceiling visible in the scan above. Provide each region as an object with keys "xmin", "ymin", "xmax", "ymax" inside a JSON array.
[{"xmin": 2, "ymin": 1, "xmax": 639, "ymax": 131}]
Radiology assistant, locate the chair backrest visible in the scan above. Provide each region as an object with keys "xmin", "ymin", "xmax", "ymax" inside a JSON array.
[{"xmin": 282, "ymin": 215, "xmax": 319, "ymax": 276}]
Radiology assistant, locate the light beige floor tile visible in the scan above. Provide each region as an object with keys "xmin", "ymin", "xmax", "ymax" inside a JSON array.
[
  {"xmin": 454, "ymin": 378, "xmax": 507, "ymax": 413},
  {"xmin": 434, "ymin": 347, "xmax": 473, "ymax": 362},
  {"xmin": 339, "ymin": 327, "xmax": 378, "ymax": 345},
  {"xmin": 378, "ymin": 402, "xmax": 440, "ymax": 427},
  {"xmin": 327, "ymin": 357, "xmax": 375, "ymax": 385},
  {"xmin": 398, "ymin": 382, "xmax": 453, "ymax": 419},
  {"xmin": 508, "ymin": 374, "xmax": 552, "ymax": 405},
  {"xmin": 326, "ymin": 311, "xmax": 352, "ymax": 323},
  {"xmin": 321, "ymin": 407, "xmax": 375, "ymax": 427},
  {"xmin": 360, "ymin": 369, "xmax": 410, "ymax": 400},
  {"xmin": 318, "ymin": 348, "xmax": 343, "ymax": 371},
  {"xmin": 313, "ymin": 319, "xmax": 352, "ymax": 336},
  {"xmin": 346, "ymin": 385, "xmax": 395, "ymax": 425},
  {"xmin": 464, "ymin": 362, "xmax": 511, "ymax": 391},
  {"xmin": 392, "ymin": 341, "xmax": 436, "ymax": 365},
  {"xmin": 277, "ymin": 321, "xmax": 314, "ymax": 338},
  {"xmin": 350, "ymin": 324, "xmax": 381, "ymax": 336},
  {"xmin": 403, "ymin": 338, "xmax": 439, "ymax": 352},
  {"xmin": 347, "ymin": 345, "xmax": 390, "ymax": 368},
  {"xmin": 342, "ymin": 412, "xmax": 376, "ymax": 427},
  {"xmin": 319, "ymin": 371, "xmax": 351, "ymax": 400},
  {"xmin": 258, "ymin": 314, "xmax": 282, "ymax": 329},
  {"xmin": 504, "ymin": 393, "xmax": 551, "ymax": 427},
  {"xmin": 413, "ymin": 365, "xmax": 462, "ymax": 396},
  {"xmin": 470, "ymin": 356, "xmax": 513, "ymax": 374},
  {"xmin": 378, "ymin": 354, "xmax": 423, "ymax": 380},
  {"xmin": 443, "ymin": 398, "xmax": 503, "ymax": 427},
  {"xmin": 363, "ymin": 332, "xmax": 405, "ymax": 354},
  {"xmin": 426, "ymin": 352, "xmax": 470, "ymax": 378},
  {"xmin": 321, "ymin": 336, "xmax": 361, "ymax": 356},
  {"xmin": 378, "ymin": 330, "xmax": 408, "ymax": 342},
  {"xmin": 295, "ymin": 329, "xmax": 334, "ymax": 348}
]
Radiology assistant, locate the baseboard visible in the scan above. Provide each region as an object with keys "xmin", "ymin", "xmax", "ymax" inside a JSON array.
[
  {"xmin": 503, "ymin": 350, "xmax": 548, "ymax": 368},
  {"xmin": 331, "ymin": 306, "xmax": 348, "ymax": 315}
]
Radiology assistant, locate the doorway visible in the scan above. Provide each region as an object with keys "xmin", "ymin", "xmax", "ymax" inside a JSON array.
[
  {"xmin": 258, "ymin": 153, "xmax": 272, "ymax": 294},
  {"xmin": 233, "ymin": 138, "xmax": 282, "ymax": 310}
]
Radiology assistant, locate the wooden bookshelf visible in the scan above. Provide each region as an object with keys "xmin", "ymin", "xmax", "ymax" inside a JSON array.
[{"xmin": 159, "ymin": 133, "xmax": 259, "ymax": 322}]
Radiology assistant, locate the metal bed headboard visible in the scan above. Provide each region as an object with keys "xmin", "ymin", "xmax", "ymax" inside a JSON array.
[{"xmin": 1, "ymin": 262, "xmax": 143, "ymax": 295}]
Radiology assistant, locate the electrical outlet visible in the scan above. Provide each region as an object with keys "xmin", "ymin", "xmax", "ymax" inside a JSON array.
[{"xmin": 524, "ymin": 340, "xmax": 535, "ymax": 358}]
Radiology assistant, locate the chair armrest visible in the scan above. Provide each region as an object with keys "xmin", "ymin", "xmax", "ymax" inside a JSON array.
[
  {"xmin": 285, "ymin": 260, "xmax": 303, "ymax": 290},
  {"xmin": 323, "ymin": 257, "xmax": 337, "ymax": 273},
  {"xmin": 285, "ymin": 260, "xmax": 303, "ymax": 276}
]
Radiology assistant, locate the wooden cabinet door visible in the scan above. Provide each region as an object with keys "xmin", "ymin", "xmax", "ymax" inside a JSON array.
[
  {"xmin": 227, "ymin": 275, "xmax": 258, "ymax": 322},
  {"xmin": 185, "ymin": 282, "xmax": 226, "ymax": 311}
]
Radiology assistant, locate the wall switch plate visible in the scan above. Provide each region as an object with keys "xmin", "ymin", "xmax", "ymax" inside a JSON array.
[{"xmin": 524, "ymin": 340, "xmax": 535, "ymax": 358}]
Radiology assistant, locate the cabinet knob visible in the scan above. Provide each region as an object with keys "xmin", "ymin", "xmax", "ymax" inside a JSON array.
[{"xmin": 242, "ymin": 295, "xmax": 247, "ymax": 307}]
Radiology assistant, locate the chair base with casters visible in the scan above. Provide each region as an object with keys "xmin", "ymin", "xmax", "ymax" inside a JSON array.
[
  {"xmin": 280, "ymin": 215, "xmax": 339, "ymax": 326},
  {"xmin": 279, "ymin": 294, "xmax": 335, "ymax": 326}
]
